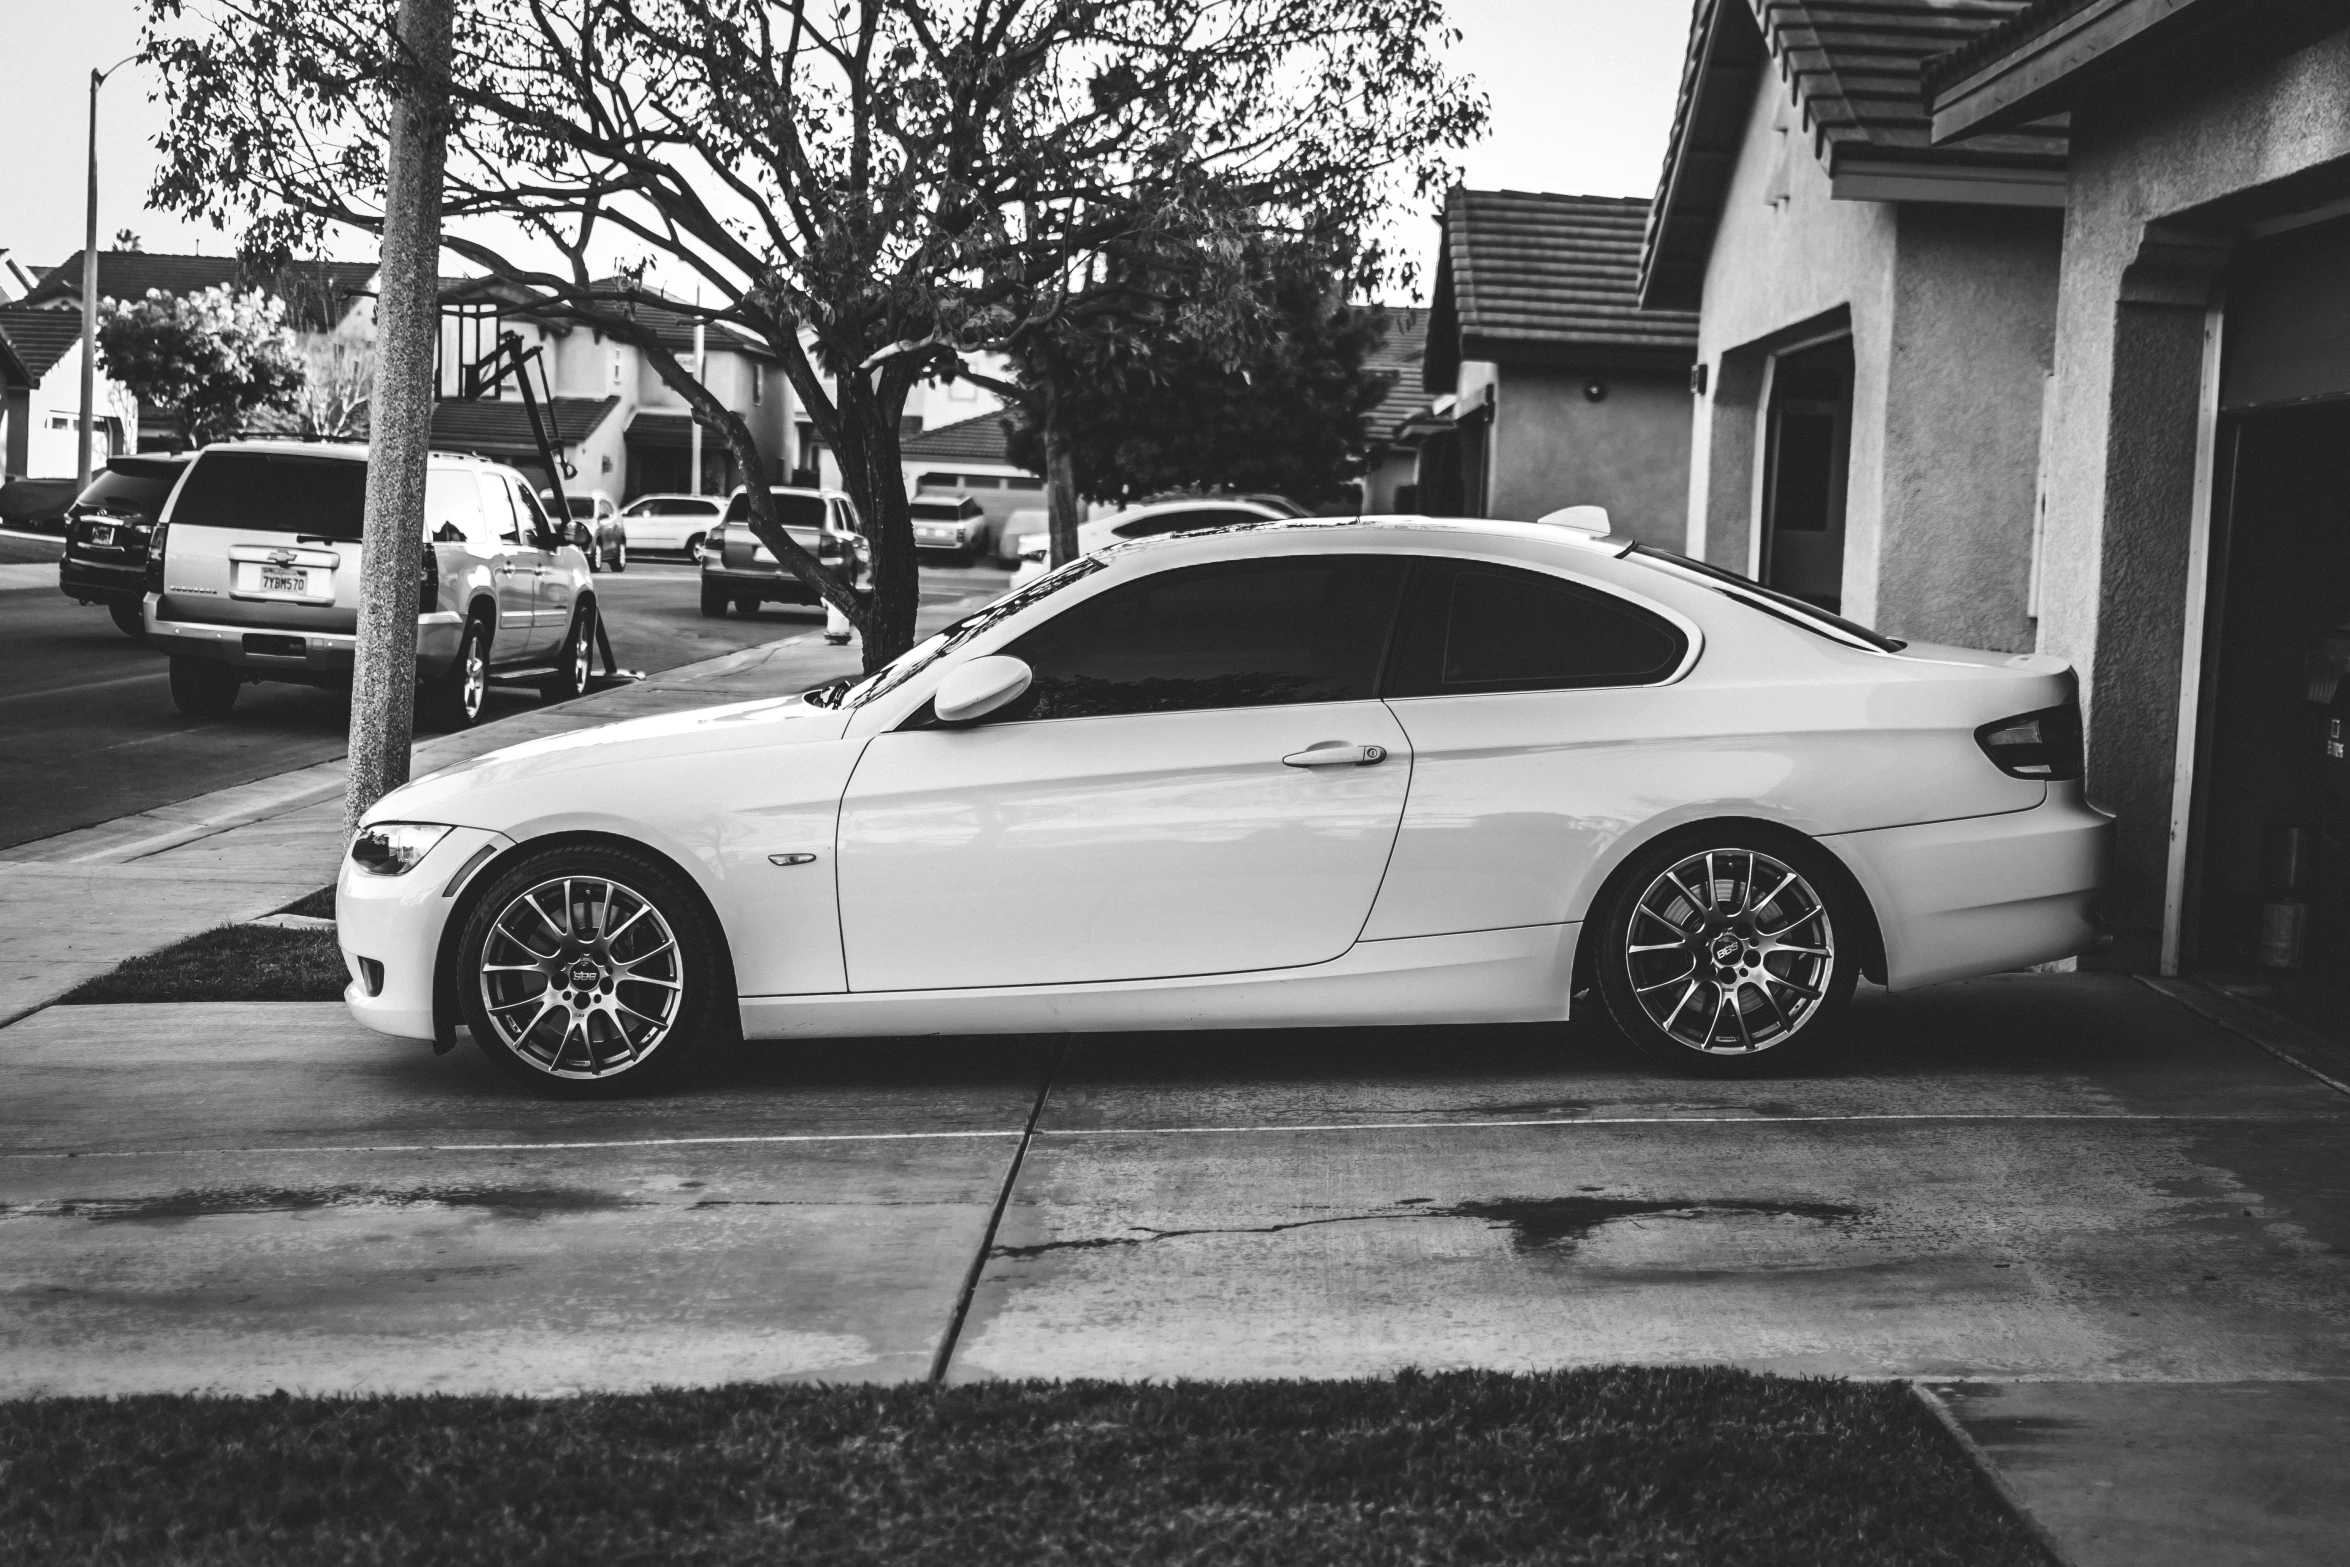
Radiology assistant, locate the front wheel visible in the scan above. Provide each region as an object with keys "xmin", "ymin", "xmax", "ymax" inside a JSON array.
[
  {"xmin": 108, "ymin": 599, "xmax": 147, "ymax": 640},
  {"xmin": 167, "ymin": 655, "xmax": 240, "ymax": 717},
  {"xmin": 609, "ymin": 541, "xmax": 627, "ymax": 572},
  {"xmin": 452, "ymin": 844, "xmax": 727, "ymax": 1095},
  {"xmin": 541, "ymin": 603, "xmax": 594, "ymax": 702},
  {"xmin": 1592, "ymin": 833, "xmax": 1859, "ymax": 1074}
]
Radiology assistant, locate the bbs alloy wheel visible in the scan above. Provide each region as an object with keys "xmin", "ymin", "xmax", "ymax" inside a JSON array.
[
  {"xmin": 455, "ymin": 847, "xmax": 724, "ymax": 1094},
  {"xmin": 1595, "ymin": 837, "xmax": 1858, "ymax": 1072}
]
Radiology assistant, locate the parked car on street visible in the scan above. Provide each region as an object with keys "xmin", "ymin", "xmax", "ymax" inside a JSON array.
[
  {"xmin": 339, "ymin": 513, "xmax": 2111, "ymax": 1093},
  {"xmin": 145, "ymin": 440, "xmax": 601, "ymax": 729},
  {"xmin": 1009, "ymin": 495, "xmax": 1302, "ymax": 585},
  {"xmin": 560, "ymin": 490, "xmax": 627, "ymax": 571},
  {"xmin": 56, "ymin": 452, "xmax": 194, "ymax": 638},
  {"xmin": 618, "ymin": 493, "xmax": 725, "ymax": 559},
  {"xmin": 698, "ymin": 486, "xmax": 865, "ymax": 616},
  {"xmin": 909, "ymin": 492, "xmax": 996, "ymax": 565}
]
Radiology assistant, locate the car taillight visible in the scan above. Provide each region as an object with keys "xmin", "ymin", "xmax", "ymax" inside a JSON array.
[
  {"xmin": 1976, "ymin": 703, "xmax": 2082, "ymax": 780},
  {"xmin": 144, "ymin": 523, "xmax": 168, "ymax": 592},
  {"xmin": 418, "ymin": 542, "xmax": 439, "ymax": 613}
]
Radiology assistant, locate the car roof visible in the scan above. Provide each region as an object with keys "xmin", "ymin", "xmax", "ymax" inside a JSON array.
[
  {"xmin": 1097, "ymin": 513, "xmax": 1629, "ymax": 564},
  {"xmin": 1100, "ymin": 496, "xmax": 1290, "ymax": 525}
]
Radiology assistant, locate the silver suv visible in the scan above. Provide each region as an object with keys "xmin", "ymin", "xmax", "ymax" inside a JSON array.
[{"xmin": 144, "ymin": 441, "xmax": 598, "ymax": 729}]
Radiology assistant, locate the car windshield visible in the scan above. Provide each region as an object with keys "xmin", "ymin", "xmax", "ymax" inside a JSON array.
[
  {"xmin": 169, "ymin": 451, "xmax": 370, "ymax": 541},
  {"xmin": 803, "ymin": 557, "xmax": 1108, "ymax": 710},
  {"xmin": 74, "ymin": 466, "xmax": 178, "ymax": 518},
  {"xmin": 723, "ymin": 491, "xmax": 828, "ymax": 529},
  {"xmin": 1625, "ymin": 544, "xmax": 1908, "ymax": 653}
]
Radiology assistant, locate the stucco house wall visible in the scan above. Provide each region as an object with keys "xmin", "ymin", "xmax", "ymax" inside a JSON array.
[
  {"xmin": 1686, "ymin": 60, "xmax": 2059, "ymax": 648},
  {"xmin": 2025, "ymin": 23, "xmax": 2350, "ymax": 951},
  {"xmin": 1490, "ymin": 366, "xmax": 1692, "ymax": 547}
]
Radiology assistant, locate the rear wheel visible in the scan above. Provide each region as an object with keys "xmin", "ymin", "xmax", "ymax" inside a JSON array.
[
  {"xmin": 167, "ymin": 655, "xmax": 239, "ymax": 718},
  {"xmin": 734, "ymin": 594, "xmax": 760, "ymax": 615},
  {"xmin": 453, "ymin": 844, "xmax": 726, "ymax": 1096},
  {"xmin": 699, "ymin": 579, "xmax": 729, "ymax": 617},
  {"xmin": 107, "ymin": 599, "xmax": 145, "ymax": 640},
  {"xmin": 420, "ymin": 614, "xmax": 491, "ymax": 731},
  {"xmin": 610, "ymin": 540, "xmax": 627, "ymax": 572},
  {"xmin": 1593, "ymin": 831, "xmax": 1859, "ymax": 1075},
  {"xmin": 542, "ymin": 603, "xmax": 595, "ymax": 702},
  {"xmin": 685, "ymin": 532, "xmax": 706, "ymax": 561}
]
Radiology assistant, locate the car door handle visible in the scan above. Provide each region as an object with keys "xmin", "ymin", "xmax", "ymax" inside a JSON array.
[{"xmin": 1283, "ymin": 742, "xmax": 1388, "ymax": 768}]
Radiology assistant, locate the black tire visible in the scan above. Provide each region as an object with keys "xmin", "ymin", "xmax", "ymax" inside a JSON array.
[
  {"xmin": 1592, "ymin": 828, "xmax": 1860, "ymax": 1075},
  {"xmin": 733, "ymin": 594, "xmax": 760, "ymax": 615},
  {"xmin": 685, "ymin": 532, "xmax": 706, "ymax": 561},
  {"xmin": 452, "ymin": 842, "xmax": 727, "ymax": 1096},
  {"xmin": 542, "ymin": 602, "xmax": 595, "ymax": 702},
  {"xmin": 108, "ymin": 599, "xmax": 146, "ymax": 640},
  {"xmin": 167, "ymin": 655, "xmax": 240, "ymax": 717},
  {"xmin": 420, "ymin": 614, "xmax": 491, "ymax": 731},
  {"xmin": 699, "ymin": 579, "xmax": 729, "ymax": 617},
  {"xmin": 610, "ymin": 541, "xmax": 627, "ymax": 572}
]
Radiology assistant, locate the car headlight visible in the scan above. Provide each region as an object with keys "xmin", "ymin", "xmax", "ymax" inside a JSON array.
[{"xmin": 349, "ymin": 822, "xmax": 454, "ymax": 876}]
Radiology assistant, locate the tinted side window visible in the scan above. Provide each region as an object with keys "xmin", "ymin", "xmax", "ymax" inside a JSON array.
[
  {"xmin": 1387, "ymin": 561, "xmax": 1686, "ymax": 696},
  {"xmin": 1001, "ymin": 557, "xmax": 1406, "ymax": 721},
  {"xmin": 509, "ymin": 479, "xmax": 555, "ymax": 541},
  {"xmin": 477, "ymin": 474, "xmax": 522, "ymax": 543},
  {"xmin": 424, "ymin": 468, "xmax": 486, "ymax": 545},
  {"xmin": 170, "ymin": 452, "xmax": 369, "ymax": 540}
]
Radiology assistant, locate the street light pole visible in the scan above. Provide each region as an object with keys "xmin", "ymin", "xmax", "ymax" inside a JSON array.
[{"xmin": 79, "ymin": 54, "xmax": 139, "ymax": 491}]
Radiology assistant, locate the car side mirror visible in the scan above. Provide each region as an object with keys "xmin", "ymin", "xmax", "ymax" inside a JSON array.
[{"xmin": 933, "ymin": 655, "xmax": 1033, "ymax": 725}]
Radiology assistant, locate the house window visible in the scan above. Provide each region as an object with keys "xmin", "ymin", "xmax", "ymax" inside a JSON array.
[
  {"xmin": 610, "ymin": 349, "xmax": 623, "ymax": 389},
  {"xmin": 752, "ymin": 366, "xmax": 763, "ymax": 405}
]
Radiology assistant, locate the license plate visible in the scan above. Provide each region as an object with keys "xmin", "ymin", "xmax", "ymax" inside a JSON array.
[
  {"xmin": 88, "ymin": 524, "xmax": 115, "ymax": 547},
  {"xmin": 260, "ymin": 568, "xmax": 307, "ymax": 595}
]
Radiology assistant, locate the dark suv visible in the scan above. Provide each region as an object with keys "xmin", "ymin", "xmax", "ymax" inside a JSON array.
[{"xmin": 57, "ymin": 454, "xmax": 194, "ymax": 637}]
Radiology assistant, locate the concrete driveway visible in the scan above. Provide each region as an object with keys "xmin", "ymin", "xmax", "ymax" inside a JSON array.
[{"xmin": 4, "ymin": 971, "xmax": 2346, "ymax": 1563}]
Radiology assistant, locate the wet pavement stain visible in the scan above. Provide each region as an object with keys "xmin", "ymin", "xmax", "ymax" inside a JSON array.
[
  {"xmin": 991, "ymin": 1194, "xmax": 1863, "ymax": 1261},
  {"xmin": 0, "ymin": 1185, "xmax": 638, "ymax": 1223}
]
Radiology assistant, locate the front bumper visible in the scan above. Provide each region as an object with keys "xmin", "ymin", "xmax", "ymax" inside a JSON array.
[
  {"xmin": 1827, "ymin": 783, "xmax": 2114, "ymax": 991},
  {"xmin": 59, "ymin": 554, "xmax": 145, "ymax": 604},
  {"xmin": 146, "ymin": 602, "xmax": 465, "ymax": 677},
  {"xmin": 338, "ymin": 824, "xmax": 515, "ymax": 1041}
]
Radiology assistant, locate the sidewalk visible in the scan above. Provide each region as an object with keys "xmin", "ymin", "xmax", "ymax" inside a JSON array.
[{"xmin": 0, "ymin": 603, "xmax": 979, "ymax": 1029}]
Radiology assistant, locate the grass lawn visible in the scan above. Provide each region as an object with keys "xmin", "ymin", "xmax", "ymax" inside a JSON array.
[
  {"xmin": 58, "ymin": 888, "xmax": 344, "ymax": 1005},
  {"xmin": 0, "ymin": 1371, "xmax": 2049, "ymax": 1566}
]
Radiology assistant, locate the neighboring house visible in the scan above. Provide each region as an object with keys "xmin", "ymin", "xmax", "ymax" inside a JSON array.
[
  {"xmin": 1643, "ymin": 0, "xmax": 2064, "ymax": 634},
  {"xmin": 1919, "ymin": 0, "xmax": 2350, "ymax": 971},
  {"xmin": 0, "ymin": 304, "xmax": 137, "ymax": 478},
  {"xmin": 1360, "ymin": 305, "xmax": 1432, "ymax": 513},
  {"xmin": 18, "ymin": 250, "xmax": 379, "ymax": 449},
  {"xmin": 898, "ymin": 408, "xmax": 1046, "ymax": 542},
  {"xmin": 434, "ymin": 280, "xmax": 790, "ymax": 501},
  {"xmin": 1423, "ymin": 190, "xmax": 1697, "ymax": 549}
]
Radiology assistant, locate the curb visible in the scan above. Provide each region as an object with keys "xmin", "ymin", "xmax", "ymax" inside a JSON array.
[
  {"xmin": 1909, "ymin": 1382, "xmax": 2080, "ymax": 1567},
  {"xmin": 2136, "ymin": 974, "xmax": 2350, "ymax": 1099}
]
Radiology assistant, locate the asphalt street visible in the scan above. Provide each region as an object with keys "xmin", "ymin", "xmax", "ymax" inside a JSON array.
[{"xmin": 0, "ymin": 526, "xmax": 1010, "ymax": 850}]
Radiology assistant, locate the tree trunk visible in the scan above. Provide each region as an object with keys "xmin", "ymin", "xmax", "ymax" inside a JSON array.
[
  {"xmin": 1044, "ymin": 384, "xmax": 1082, "ymax": 569},
  {"xmin": 343, "ymin": 0, "xmax": 453, "ymax": 839}
]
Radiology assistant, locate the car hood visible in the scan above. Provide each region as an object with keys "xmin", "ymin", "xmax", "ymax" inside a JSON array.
[{"xmin": 370, "ymin": 692, "xmax": 854, "ymax": 823}]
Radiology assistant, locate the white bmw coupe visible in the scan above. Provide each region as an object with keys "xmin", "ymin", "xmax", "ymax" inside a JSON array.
[{"xmin": 339, "ymin": 516, "xmax": 2110, "ymax": 1093}]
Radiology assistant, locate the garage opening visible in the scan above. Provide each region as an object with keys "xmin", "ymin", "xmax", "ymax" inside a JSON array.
[{"xmin": 2183, "ymin": 213, "xmax": 2350, "ymax": 1025}]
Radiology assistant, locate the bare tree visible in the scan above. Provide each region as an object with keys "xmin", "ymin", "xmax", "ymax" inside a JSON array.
[{"xmin": 144, "ymin": 0, "xmax": 1481, "ymax": 667}]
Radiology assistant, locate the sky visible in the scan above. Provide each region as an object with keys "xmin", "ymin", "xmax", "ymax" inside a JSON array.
[{"xmin": 0, "ymin": 0, "xmax": 1692, "ymax": 301}]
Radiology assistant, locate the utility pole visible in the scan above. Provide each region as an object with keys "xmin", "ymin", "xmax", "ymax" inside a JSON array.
[
  {"xmin": 344, "ymin": 0, "xmax": 456, "ymax": 838},
  {"xmin": 688, "ymin": 313, "xmax": 706, "ymax": 494},
  {"xmin": 79, "ymin": 56, "xmax": 138, "ymax": 490}
]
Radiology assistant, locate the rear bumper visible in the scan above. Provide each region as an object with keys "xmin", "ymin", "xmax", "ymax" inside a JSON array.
[
  {"xmin": 1827, "ymin": 784, "xmax": 2113, "ymax": 991},
  {"xmin": 58, "ymin": 556, "xmax": 145, "ymax": 603},
  {"xmin": 703, "ymin": 562, "xmax": 861, "ymax": 601},
  {"xmin": 146, "ymin": 602, "xmax": 466, "ymax": 677}
]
